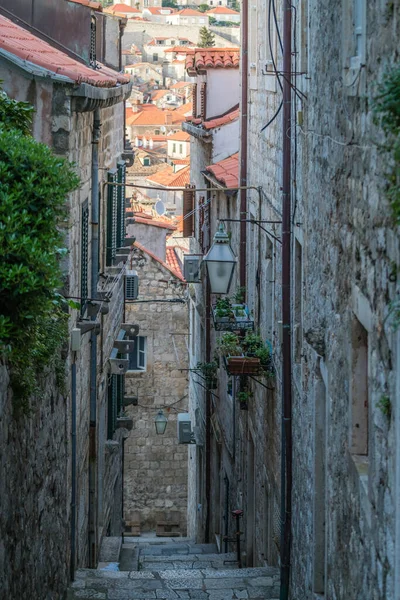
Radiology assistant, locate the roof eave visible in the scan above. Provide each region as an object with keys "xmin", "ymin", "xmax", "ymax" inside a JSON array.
[
  {"xmin": 182, "ymin": 120, "xmax": 212, "ymax": 141},
  {"xmin": 71, "ymin": 80, "xmax": 133, "ymax": 111}
]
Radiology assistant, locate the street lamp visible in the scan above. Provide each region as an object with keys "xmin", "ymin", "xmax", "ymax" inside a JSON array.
[
  {"xmin": 202, "ymin": 223, "xmax": 237, "ymax": 294},
  {"xmin": 154, "ymin": 409, "xmax": 168, "ymax": 435}
]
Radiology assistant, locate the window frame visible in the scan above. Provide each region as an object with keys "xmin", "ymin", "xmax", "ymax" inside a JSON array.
[{"xmin": 127, "ymin": 336, "xmax": 147, "ymax": 372}]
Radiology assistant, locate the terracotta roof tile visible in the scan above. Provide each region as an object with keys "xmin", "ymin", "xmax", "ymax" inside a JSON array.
[
  {"xmin": 169, "ymin": 81, "xmax": 193, "ymax": 89},
  {"xmin": 133, "ymin": 215, "xmax": 177, "ymax": 229},
  {"xmin": 166, "ymin": 247, "xmax": 183, "ymax": 278},
  {"xmin": 174, "ymin": 102, "xmax": 193, "ymax": 115},
  {"xmin": 206, "ymin": 6, "xmax": 240, "ymax": 13},
  {"xmin": 167, "ymin": 130, "xmax": 190, "ymax": 142},
  {"xmin": 0, "ymin": 15, "xmax": 129, "ymax": 88},
  {"xmin": 146, "ymin": 165, "xmax": 190, "ymax": 188},
  {"xmin": 67, "ymin": 0, "xmax": 102, "ymax": 10},
  {"xmin": 175, "ymin": 8, "xmax": 206, "ymax": 16},
  {"xmin": 105, "ymin": 3, "xmax": 140, "ymax": 12},
  {"xmin": 206, "ymin": 152, "xmax": 239, "ymax": 188},
  {"xmin": 172, "ymin": 157, "xmax": 190, "ymax": 165},
  {"xmin": 144, "ymin": 7, "xmax": 176, "ymax": 14},
  {"xmin": 134, "ymin": 241, "xmax": 185, "ymax": 281},
  {"xmin": 126, "ymin": 106, "xmax": 185, "ymax": 126},
  {"xmin": 203, "ymin": 105, "xmax": 239, "ymax": 129},
  {"xmin": 164, "ymin": 45, "xmax": 195, "ymax": 53},
  {"xmin": 185, "ymin": 47, "xmax": 240, "ymax": 73}
]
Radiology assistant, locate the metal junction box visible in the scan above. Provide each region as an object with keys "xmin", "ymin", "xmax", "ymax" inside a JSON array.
[
  {"xmin": 183, "ymin": 255, "xmax": 202, "ymax": 283},
  {"xmin": 177, "ymin": 413, "xmax": 194, "ymax": 444}
]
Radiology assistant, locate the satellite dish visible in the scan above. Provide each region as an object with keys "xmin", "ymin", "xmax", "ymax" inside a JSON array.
[{"xmin": 155, "ymin": 200, "xmax": 166, "ymax": 216}]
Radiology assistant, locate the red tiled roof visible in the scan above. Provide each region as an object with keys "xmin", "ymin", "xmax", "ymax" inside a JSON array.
[
  {"xmin": 67, "ymin": 0, "xmax": 102, "ymax": 10},
  {"xmin": 151, "ymin": 89, "xmax": 170, "ymax": 101},
  {"xmin": 174, "ymin": 102, "xmax": 193, "ymax": 115},
  {"xmin": 203, "ymin": 105, "xmax": 239, "ymax": 129},
  {"xmin": 146, "ymin": 165, "xmax": 190, "ymax": 188},
  {"xmin": 185, "ymin": 47, "xmax": 240, "ymax": 73},
  {"xmin": 126, "ymin": 106, "xmax": 185, "ymax": 126},
  {"xmin": 0, "ymin": 15, "xmax": 129, "ymax": 88},
  {"xmin": 167, "ymin": 131, "xmax": 190, "ymax": 142},
  {"xmin": 106, "ymin": 3, "xmax": 140, "ymax": 12},
  {"xmin": 166, "ymin": 247, "xmax": 183, "ymax": 278},
  {"xmin": 163, "ymin": 45, "xmax": 195, "ymax": 53},
  {"xmin": 175, "ymin": 8, "xmax": 206, "ymax": 16},
  {"xmin": 206, "ymin": 153, "xmax": 239, "ymax": 188},
  {"xmin": 169, "ymin": 81, "xmax": 193, "ymax": 89},
  {"xmin": 144, "ymin": 7, "xmax": 175, "ymax": 14},
  {"xmin": 133, "ymin": 215, "xmax": 177, "ymax": 229},
  {"xmin": 172, "ymin": 158, "xmax": 190, "ymax": 165},
  {"xmin": 206, "ymin": 6, "xmax": 240, "ymax": 13},
  {"xmin": 134, "ymin": 241, "xmax": 185, "ymax": 281}
]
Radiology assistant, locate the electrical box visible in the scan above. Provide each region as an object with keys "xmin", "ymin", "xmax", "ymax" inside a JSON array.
[
  {"xmin": 183, "ymin": 255, "xmax": 201, "ymax": 283},
  {"xmin": 71, "ymin": 328, "xmax": 81, "ymax": 352},
  {"xmin": 125, "ymin": 269, "xmax": 139, "ymax": 300},
  {"xmin": 177, "ymin": 413, "xmax": 195, "ymax": 444}
]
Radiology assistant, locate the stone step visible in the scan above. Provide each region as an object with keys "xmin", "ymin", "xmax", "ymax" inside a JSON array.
[
  {"xmin": 140, "ymin": 552, "xmax": 238, "ymax": 571},
  {"xmin": 138, "ymin": 543, "xmax": 219, "ymax": 557},
  {"xmin": 69, "ymin": 566, "xmax": 280, "ymax": 600}
]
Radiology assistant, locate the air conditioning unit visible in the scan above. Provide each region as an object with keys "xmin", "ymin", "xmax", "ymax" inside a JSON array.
[
  {"xmin": 183, "ymin": 255, "xmax": 202, "ymax": 283},
  {"xmin": 125, "ymin": 270, "xmax": 139, "ymax": 300},
  {"xmin": 109, "ymin": 357, "xmax": 129, "ymax": 375},
  {"xmin": 177, "ymin": 413, "xmax": 196, "ymax": 444}
]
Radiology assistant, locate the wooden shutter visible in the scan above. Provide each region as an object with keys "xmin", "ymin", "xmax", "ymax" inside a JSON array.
[
  {"xmin": 192, "ymin": 83, "xmax": 197, "ymax": 118},
  {"xmin": 80, "ymin": 200, "xmax": 89, "ymax": 313},
  {"xmin": 117, "ymin": 160, "xmax": 126, "ymax": 248},
  {"xmin": 108, "ymin": 374, "xmax": 125, "ymax": 438},
  {"xmin": 106, "ymin": 169, "xmax": 118, "ymax": 266},
  {"xmin": 183, "ymin": 184, "xmax": 195, "ymax": 237},
  {"xmin": 90, "ymin": 17, "xmax": 96, "ymax": 66},
  {"xmin": 200, "ymin": 82, "xmax": 207, "ymax": 119}
]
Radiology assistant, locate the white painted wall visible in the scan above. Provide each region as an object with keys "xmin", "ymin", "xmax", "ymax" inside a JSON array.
[
  {"xmin": 167, "ymin": 139, "xmax": 190, "ymax": 158},
  {"xmin": 167, "ymin": 14, "xmax": 209, "ymax": 26},
  {"xmin": 212, "ymin": 118, "xmax": 239, "ymax": 163},
  {"xmin": 206, "ymin": 69, "xmax": 239, "ymax": 119}
]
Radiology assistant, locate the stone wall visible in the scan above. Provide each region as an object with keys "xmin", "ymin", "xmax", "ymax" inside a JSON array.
[
  {"xmin": 0, "ymin": 365, "xmax": 70, "ymax": 600},
  {"xmin": 124, "ymin": 245, "xmax": 189, "ymax": 534}
]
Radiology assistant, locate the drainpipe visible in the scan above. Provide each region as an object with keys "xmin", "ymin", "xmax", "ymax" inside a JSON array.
[
  {"xmin": 280, "ymin": 1, "xmax": 293, "ymax": 599},
  {"xmin": 70, "ymin": 356, "xmax": 77, "ymax": 580},
  {"xmin": 205, "ymin": 273, "xmax": 212, "ymax": 544},
  {"xmin": 89, "ymin": 108, "xmax": 101, "ymax": 568},
  {"xmin": 239, "ymin": 0, "xmax": 249, "ymax": 290}
]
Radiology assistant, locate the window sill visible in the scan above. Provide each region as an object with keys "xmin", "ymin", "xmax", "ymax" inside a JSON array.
[{"xmin": 349, "ymin": 453, "xmax": 371, "ymax": 528}]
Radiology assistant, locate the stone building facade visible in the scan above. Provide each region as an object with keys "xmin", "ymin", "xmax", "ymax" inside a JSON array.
[
  {"xmin": 0, "ymin": 2, "xmax": 135, "ymax": 597},
  {"xmin": 124, "ymin": 243, "xmax": 189, "ymax": 534},
  {"xmin": 184, "ymin": 3, "xmax": 400, "ymax": 600}
]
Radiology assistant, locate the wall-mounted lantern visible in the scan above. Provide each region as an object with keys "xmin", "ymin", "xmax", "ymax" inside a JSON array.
[
  {"xmin": 154, "ymin": 409, "xmax": 168, "ymax": 435},
  {"xmin": 202, "ymin": 223, "xmax": 237, "ymax": 294}
]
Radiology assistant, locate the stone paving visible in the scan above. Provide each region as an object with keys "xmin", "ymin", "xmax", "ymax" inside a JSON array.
[{"xmin": 68, "ymin": 537, "xmax": 280, "ymax": 600}]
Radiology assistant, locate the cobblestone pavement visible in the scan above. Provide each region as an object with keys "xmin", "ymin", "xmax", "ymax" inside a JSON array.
[{"xmin": 68, "ymin": 537, "xmax": 280, "ymax": 600}]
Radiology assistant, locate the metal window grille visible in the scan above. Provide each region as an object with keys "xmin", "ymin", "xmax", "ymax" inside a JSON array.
[
  {"xmin": 81, "ymin": 200, "xmax": 89, "ymax": 313},
  {"xmin": 90, "ymin": 17, "xmax": 97, "ymax": 66},
  {"xmin": 106, "ymin": 169, "xmax": 118, "ymax": 266},
  {"xmin": 117, "ymin": 160, "xmax": 126, "ymax": 248}
]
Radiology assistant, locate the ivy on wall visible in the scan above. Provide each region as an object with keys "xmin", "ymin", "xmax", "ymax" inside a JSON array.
[
  {"xmin": 373, "ymin": 67, "xmax": 400, "ymax": 224},
  {"xmin": 0, "ymin": 88, "xmax": 80, "ymax": 410}
]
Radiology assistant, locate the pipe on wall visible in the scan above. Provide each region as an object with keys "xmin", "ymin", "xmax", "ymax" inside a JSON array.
[
  {"xmin": 280, "ymin": 1, "xmax": 293, "ymax": 598},
  {"xmin": 239, "ymin": 0, "xmax": 249, "ymax": 290},
  {"xmin": 70, "ymin": 357, "xmax": 77, "ymax": 580},
  {"xmin": 89, "ymin": 108, "xmax": 101, "ymax": 568}
]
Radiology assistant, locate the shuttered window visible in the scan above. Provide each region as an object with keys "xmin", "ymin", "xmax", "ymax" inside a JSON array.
[
  {"xmin": 200, "ymin": 82, "xmax": 207, "ymax": 119},
  {"xmin": 107, "ymin": 374, "xmax": 125, "ymax": 439},
  {"xmin": 106, "ymin": 169, "xmax": 118, "ymax": 266},
  {"xmin": 90, "ymin": 17, "xmax": 96, "ymax": 67},
  {"xmin": 183, "ymin": 184, "xmax": 195, "ymax": 238},
  {"xmin": 80, "ymin": 200, "xmax": 89, "ymax": 314},
  {"xmin": 117, "ymin": 160, "xmax": 126, "ymax": 248},
  {"xmin": 128, "ymin": 336, "xmax": 147, "ymax": 372}
]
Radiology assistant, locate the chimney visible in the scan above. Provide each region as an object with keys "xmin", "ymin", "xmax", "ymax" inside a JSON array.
[
  {"xmin": 132, "ymin": 99, "xmax": 141, "ymax": 113},
  {"xmin": 165, "ymin": 112, "xmax": 173, "ymax": 125}
]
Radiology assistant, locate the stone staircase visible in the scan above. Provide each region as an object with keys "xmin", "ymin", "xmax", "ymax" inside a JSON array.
[{"xmin": 68, "ymin": 537, "xmax": 280, "ymax": 600}]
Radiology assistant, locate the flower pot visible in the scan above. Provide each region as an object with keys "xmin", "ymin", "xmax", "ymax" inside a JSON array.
[
  {"xmin": 224, "ymin": 355, "xmax": 261, "ymax": 375},
  {"xmin": 116, "ymin": 416, "xmax": 134, "ymax": 431}
]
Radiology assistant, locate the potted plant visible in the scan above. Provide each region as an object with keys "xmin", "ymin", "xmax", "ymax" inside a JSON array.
[
  {"xmin": 213, "ymin": 294, "xmax": 254, "ymax": 331},
  {"xmin": 217, "ymin": 333, "xmax": 261, "ymax": 375},
  {"xmin": 237, "ymin": 389, "xmax": 252, "ymax": 410},
  {"xmin": 195, "ymin": 361, "xmax": 218, "ymax": 389},
  {"xmin": 213, "ymin": 297, "xmax": 234, "ymax": 322}
]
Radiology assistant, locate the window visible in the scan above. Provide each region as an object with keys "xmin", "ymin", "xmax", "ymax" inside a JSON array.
[
  {"xmin": 143, "ymin": 157, "xmax": 150, "ymax": 166},
  {"xmin": 179, "ymin": 144, "xmax": 183, "ymax": 154},
  {"xmin": 173, "ymin": 143, "xmax": 177, "ymax": 153},
  {"xmin": 90, "ymin": 16, "xmax": 96, "ymax": 67},
  {"xmin": 107, "ymin": 374, "xmax": 124, "ymax": 439},
  {"xmin": 170, "ymin": 40, "xmax": 175, "ymax": 45},
  {"xmin": 350, "ymin": 318, "xmax": 368, "ymax": 455},
  {"xmin": 117, "ymin": 160, "xmax": 126, "ymax": 249},
  {"xmin": 106, "ymin": 169, "xmax": 118, "ymax": 266},
  {"xmin": 154, "ymin": 129, "xmax": 160, "ymax": 135},
  {"xmin": 80, "ymin": 200, "xmax": 89, "ymax": 313},
  {"xmin": 153, "ymin": 53, "xmax": 158, "ymax": 62},
  {"xmin": 128, "ymin": 336, "xmax": 147, "ymax": 371}
]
